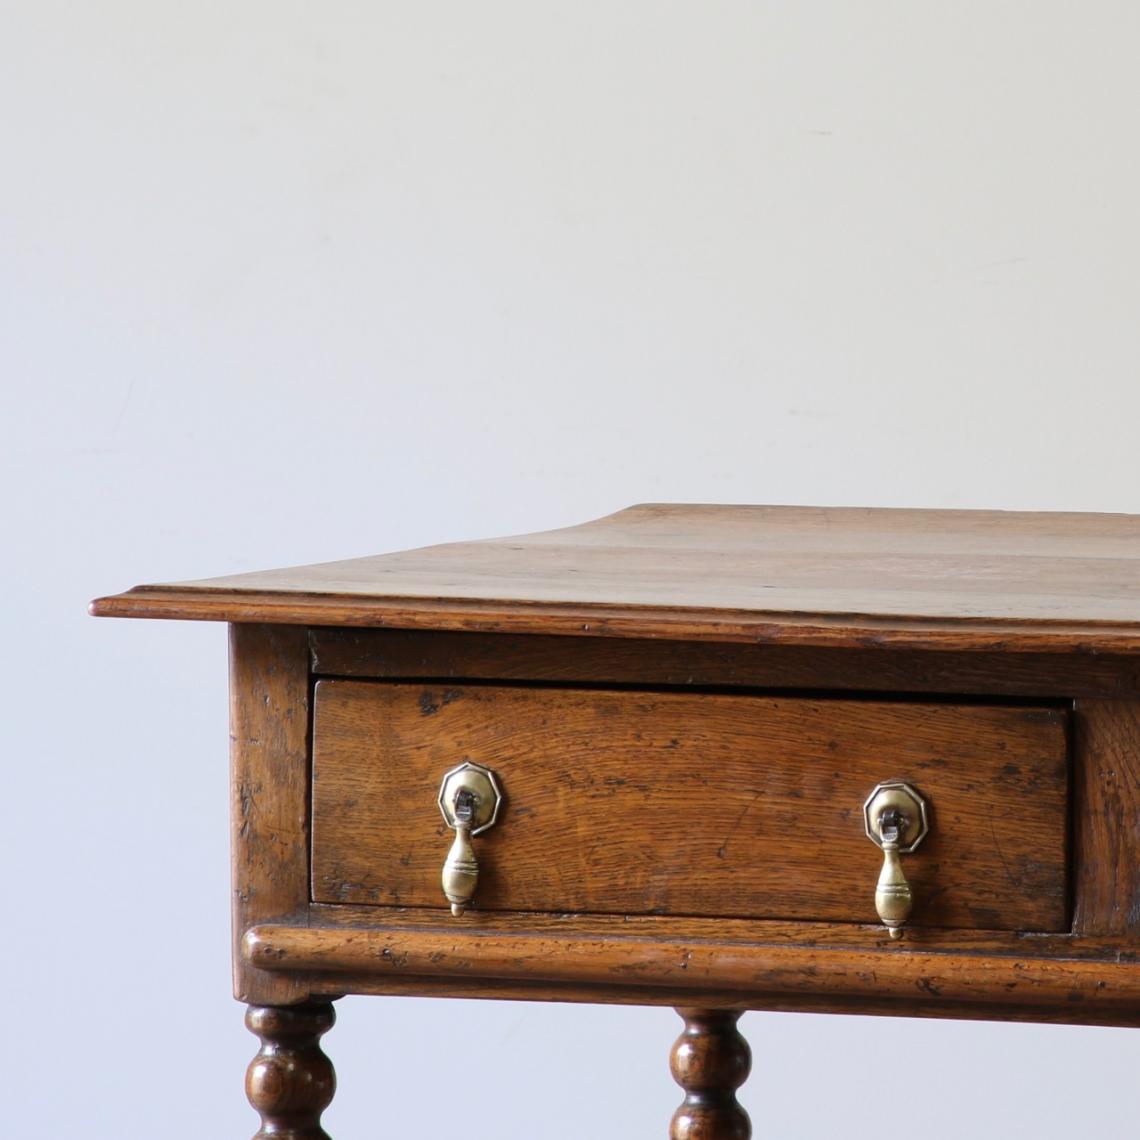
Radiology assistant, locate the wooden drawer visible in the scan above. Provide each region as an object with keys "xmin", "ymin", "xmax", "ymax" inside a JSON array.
[{"xmin": 311, "ymin": 681, "xmax": 1070, "ymax": 932}]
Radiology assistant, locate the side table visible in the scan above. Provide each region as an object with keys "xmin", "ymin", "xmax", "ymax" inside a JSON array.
[{"xmin": 92, "ymin": 504, "xmax": 1140, "ymax": 1137}]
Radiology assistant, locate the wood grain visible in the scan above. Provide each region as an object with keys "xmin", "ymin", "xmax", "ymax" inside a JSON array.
[
  {"xmin": 309, "ymin": 903, "xmax": 1136, "ymax": 957},
  {"xmin": 299, "ymin": 973, "xmax": 1140, "ymax": 1029},
  {"xmin": 670, "ymin": 1010, "xmax": 751, "ymax": 1140},
  {"xmin": 245, "ymin": 1003, "xmax": 335, "ymax": 1139},
  {"xmin": 91, "ymin": 504, "xmax": 1140, "ymax": 652},
  {"xmin": 310, "ymin": 629, "xmax": 1140, "ymax": 699},
  {"xmin": 310, "ymin": 682, "xmax": 1070, "ymax": 931},
  {"xmin": 1072, "ymin": 699, "xmax": 1140, "ymax": 935},
  {"xmin": 230, "ymin": 624, "xmax": 313, "ymax": 1005},
  {"xmin": 243, "ymin": 920, "xmax": 1140, "ymax": 1009},
  {"xmin": 293, "ymin": 905, "xmax": 1140, "ymax": 1026}
]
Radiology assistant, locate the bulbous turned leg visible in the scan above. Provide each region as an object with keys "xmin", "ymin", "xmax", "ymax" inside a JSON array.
[
  {"xmin": 669, "ymin": 1008, "xmax": 751, "ymax": 1140},
  {"xmin": 245, "ymin": 1001, "xmax": 336, "ymax": 1139}
]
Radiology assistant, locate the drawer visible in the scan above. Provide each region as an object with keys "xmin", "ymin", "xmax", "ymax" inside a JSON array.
[{"xmin": 310, "ymin": 681, "xmax": 1070, "ymax": 932}]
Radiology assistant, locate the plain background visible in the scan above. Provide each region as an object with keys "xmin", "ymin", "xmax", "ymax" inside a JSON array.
[{"xmin": 4, "ymin": 4, "xmax": 1140, "ymax": 1137}]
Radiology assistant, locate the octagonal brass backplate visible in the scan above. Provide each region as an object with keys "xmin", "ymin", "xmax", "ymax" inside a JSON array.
[
  {"xmin": 437, "ymin": 761, "xmax": 502, "ymax": 836},
  {"xmin": 863, "ymin": 780, "xmax": 928, "ymax": 853}
]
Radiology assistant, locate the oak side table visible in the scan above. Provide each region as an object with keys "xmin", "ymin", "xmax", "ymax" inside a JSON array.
[{"xmin": 92, "ymin": 504, "xmax": 1140, "ymax": 1138}]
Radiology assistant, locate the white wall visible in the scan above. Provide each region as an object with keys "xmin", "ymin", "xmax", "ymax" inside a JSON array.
[{"xmin": 4, "ymin": 3, "xmax": 1139, "ymax": 1136}]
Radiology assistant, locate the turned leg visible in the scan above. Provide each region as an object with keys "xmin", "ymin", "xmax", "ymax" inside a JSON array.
[
  {"xmin": 245, "ymin": 1001, "xmax": 336, "ymax": 1139},
  {"xmin": 669, "ymin": 1008, "xmax": 751, "ymax": 1140}
]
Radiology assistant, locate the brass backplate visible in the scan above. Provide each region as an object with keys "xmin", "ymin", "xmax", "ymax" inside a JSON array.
[
  {"xmin": 863, "ymin": 780, "xmax": 928, "ymax": 853},
  {"xmin": 438, "ymin": 761, "xmax": 502, "ymax": 836}
]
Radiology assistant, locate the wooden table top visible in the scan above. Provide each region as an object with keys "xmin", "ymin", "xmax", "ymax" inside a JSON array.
[{"xmin": 90, "ymin": 503, "xmax": 1140, "ymax": 652}]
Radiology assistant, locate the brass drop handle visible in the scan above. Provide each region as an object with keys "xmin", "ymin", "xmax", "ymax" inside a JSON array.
[
  {"xmin": 874, "ymin": 810, "xmax": 913, "ymax": 938},
  {"xmin": 442, "ymin": 792, "xmax": 479, "ymax": 917},
  {"xmin": 863, "ymin": 781, "xmax": 929, "ymax": 940},
  {"xmin": 437, "ymin": 762, "xmax": 503, "ymax": 916}
]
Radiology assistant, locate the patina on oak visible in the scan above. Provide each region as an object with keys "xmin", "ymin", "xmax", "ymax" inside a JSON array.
[
  {"xmin": 310, "ymin": 680, "xmax": 1069, "ymax": 931},
  {"xmin": 91, "ymin": 503, "xmax": 1140, "ymax": 651},
  {"xmin": 90, "ymin": 504, "xmax": 1140, "ymax": 1139}
]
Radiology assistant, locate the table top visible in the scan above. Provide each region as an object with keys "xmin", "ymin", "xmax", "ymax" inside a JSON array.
[{"xmin": 90, "ymin": 503, "xmax": 1140, "ymax": 652}]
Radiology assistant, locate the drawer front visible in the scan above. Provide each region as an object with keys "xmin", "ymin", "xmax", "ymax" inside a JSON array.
[{"xmin": 311, "ymin": 681, "xmax": 1069, "ymax": 931}]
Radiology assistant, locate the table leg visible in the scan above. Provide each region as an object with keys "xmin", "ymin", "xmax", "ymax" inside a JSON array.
[
  {"xmin": 669, "ymin": 1008, "xmax": 751, "ymax": 1140},
  {"xmin": 245, "ymin": 1001, "xmax": 337, "ymax": 1139}
]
